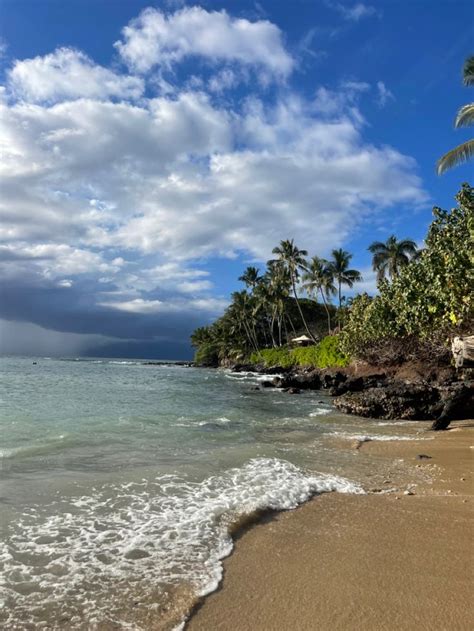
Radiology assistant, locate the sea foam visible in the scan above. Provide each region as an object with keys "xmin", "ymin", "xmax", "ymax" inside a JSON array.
[{"xmin": 0, "ymin": 458, "xmax": 362, "ymax": 629}]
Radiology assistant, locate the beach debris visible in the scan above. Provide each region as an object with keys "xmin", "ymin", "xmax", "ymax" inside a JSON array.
[
  {"xmin": 404, "ymin": 490, "xmax": 415, "ymax": 496},
  {"xmin": 416, "ymin": 454, "xmax": 432, "ymax": 460}
]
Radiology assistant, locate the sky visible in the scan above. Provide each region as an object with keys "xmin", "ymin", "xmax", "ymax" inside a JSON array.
[{"xmin": 0, "ymin": 0, "xmax": 472, "ymax": 359}]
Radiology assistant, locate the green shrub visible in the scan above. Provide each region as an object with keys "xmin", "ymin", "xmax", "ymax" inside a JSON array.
[
  {"xmin": 249, "ymin": 348, "xmax": 295, "ymax": 368},
  {"xmin": 292, "ymin": 336, "xmax": 348, "ymax": 368},
  {"xmin": 250, "ymin": 336, "xmax": 348, "ymax": 369}
]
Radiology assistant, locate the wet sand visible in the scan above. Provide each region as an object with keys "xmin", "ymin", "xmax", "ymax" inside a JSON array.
[{"xmin": 187, "ymin": 423, "xmax": 474, "ymax": 631}]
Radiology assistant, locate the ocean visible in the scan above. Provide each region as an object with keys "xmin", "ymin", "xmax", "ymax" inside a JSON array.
[{"xmin": 0, "ymin": 357, "xmax": 431, "ymax": 630}]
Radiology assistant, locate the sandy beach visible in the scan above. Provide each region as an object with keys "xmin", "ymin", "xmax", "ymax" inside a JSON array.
[{"xmin": 188, "ymin": 422, "xmax": 474, "ymax": 631}]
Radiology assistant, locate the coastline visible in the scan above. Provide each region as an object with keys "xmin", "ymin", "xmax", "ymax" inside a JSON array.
[{"xmin": 187, "ymin": 422, "xmax": 474, "ymax": 631}]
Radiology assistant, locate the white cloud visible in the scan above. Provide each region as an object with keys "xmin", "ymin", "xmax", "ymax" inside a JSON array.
[
  {"xmin": 376, "ymin": 81, "xmax": 394, "ymax": 107},
  {"xmin": 1, "ymin": 88, "xmax": 426, "ymax": 274},
  {"xmin": 101, "ymin": 298, "xmax": 165, "ymax": 314},
  {"xmin": 8, "ymin": 48, "xmax": 144, "ymax": 103},
  {"xmin": 115, "ymin": 6, "xmax": 293, "ymax": 78},
  {"xmin": 208, "ymin": 68, "xmax": 240, "ymax": 93},
  {"xmin": 0, "ymin": 10, "xmax": 427, "ymax": 351},
  {"xmin": 327, "ymin": 2, "xmax": 377, "ymax": 21},
  {"xmin": 177, "ymin": 280, "xmax": 214, "ymax": 293},
  {"xmin": 100, "ymin": 296, "xmax": 226, "ymax": 314},
  {"xmin": 0, "ymin": 243, "xmax": 121, "ymax": 281}
]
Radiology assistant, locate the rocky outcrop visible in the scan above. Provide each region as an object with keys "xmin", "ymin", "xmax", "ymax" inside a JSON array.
[
  {"xmin": 333, "ymin": 382, "xmax": 440, "ymax": 420},
  {"xmin": 333, "ymin": 380, "xmax": 473, "ymax": 424},
  {"xmin": 272, "ymin": 371, "xmax": 322, "ymax": 390},
  {"xmin": 233, "ymin": 362, "xmax": 473, "ymax": 428}
]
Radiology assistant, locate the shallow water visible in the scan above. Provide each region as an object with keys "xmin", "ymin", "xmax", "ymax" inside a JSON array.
[{"xmin": 0, "ymin": 357, "xmax": 431, "ymax": 629}]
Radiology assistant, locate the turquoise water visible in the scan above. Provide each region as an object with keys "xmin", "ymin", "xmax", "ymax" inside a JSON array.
[{"xmin": 0, "ymin": 357, "xmax": 430, "ymax": 630}]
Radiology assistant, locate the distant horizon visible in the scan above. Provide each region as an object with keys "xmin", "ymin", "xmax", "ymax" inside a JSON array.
[{"xmin": 0, "ymin": 0, "xmax": 472, "ymax": 358}]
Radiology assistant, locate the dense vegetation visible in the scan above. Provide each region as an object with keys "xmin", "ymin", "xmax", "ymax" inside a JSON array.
[
  {"xmin": 340, "ymin": 184, "xmax": 474, "ymax": 363},
  {"xmin": 191, "ymin": 242, "xmax": 360, "ymax": 366},
  {"xmin": 192, "ymin": 183, "xmax": 472, "ymax": 369},
  {"xmin": 250, "ymin": 336, "xmax": 349, "ymax": 369}
]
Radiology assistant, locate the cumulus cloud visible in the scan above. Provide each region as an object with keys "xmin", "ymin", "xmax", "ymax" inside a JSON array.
[
  {"xmin": 115, "ymin": 6, "xmax": 293, "ymax": 78},
  {"xmin": 0, "ymin": 4, "xmax": 426, "ymax": 356},
  {"xmin": 8, "ymin": 48, "xmax": 144, "ymax": 103}
]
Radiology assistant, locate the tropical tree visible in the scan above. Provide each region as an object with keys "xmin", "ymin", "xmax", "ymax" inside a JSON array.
[
  {"xmin": 437, "ymin": 55, "xmax": 474, "ymax": 175},
  {"xmin": 328, "ymin": 248, "xmax": 362, "ymax": 316},
  {"xmin": 238, "ymin": 266, "xmax": 262, "ymax": 290},
  {"xmin": 269, "ymin": 239, "xmax": 316, "ymax": 341},
  {"xmin": 368, "ymin": 235, "xmax": 418, "ymax": 282},
  {"xmin": 230, "ymin": 290, "xmax": 259, "ymax": 352},
  {"xmin": 265, "ymin": 261, "xmax": 292, "ymax": 346},
  {"xmin": 302, "ymin": 256, "xmax": 336, "ymax": 334}
]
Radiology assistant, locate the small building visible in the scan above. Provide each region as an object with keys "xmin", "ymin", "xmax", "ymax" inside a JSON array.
[{"xmin": 291, "ymin": 334, "xmax": 314, "ymax": 347}]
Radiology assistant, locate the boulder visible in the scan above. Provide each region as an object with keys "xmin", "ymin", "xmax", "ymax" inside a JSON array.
[
  {"xmin": 321, "ymin": 371, "xmax": 347, "ymax": 390},
  {"xmin": 329, "ymin": 374, "xmax": 388, "ymax": 397},
  {"xmin": 273, "ymin": 371, "xmax": 322, "ymax": 390},
  {"xmin": 333, "ymin": 381, "xmax": 441, "ymax": 420},
  {"xmin": 431, "ymin": 382, "xmax": 474, "ymax": 430}
]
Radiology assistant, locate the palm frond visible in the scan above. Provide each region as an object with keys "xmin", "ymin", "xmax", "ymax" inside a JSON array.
[
  {"xmin": 397, "ymin": 239, "xmax": 418, "ymax": 254},
  {"xmin": 437, "ymin": 138, "xmax": 474, "ymax": 175},
  {"xmin": 455, "ymin": 103, "xmax": 474, "ymax": 128},
  {"xmin": 367, "ymin": 241, "xmax": 386, "ymax": 253},
  {"xmin": 463, "ymin": 56, "xmax": 474, "ymax": 86}
]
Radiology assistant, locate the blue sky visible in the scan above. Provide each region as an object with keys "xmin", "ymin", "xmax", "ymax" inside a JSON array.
[{"xmin": 0, "ymin": 0, "xmax": 472, "ymax": 358}]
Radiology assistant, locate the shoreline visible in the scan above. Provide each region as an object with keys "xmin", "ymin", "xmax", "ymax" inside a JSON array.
[{"xmin": 186, "ymin": 422, "xmax": 474, "ymax": 630}]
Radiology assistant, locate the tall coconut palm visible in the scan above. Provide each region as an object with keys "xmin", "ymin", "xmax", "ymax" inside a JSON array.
[
  {"xmin": 269, "ymin": 239, "xmax": 316, "ymax": 341},
  {"xmin": 328, "ymin": 249, "xmax": 362, "ymax": 315},
  {"xmin": 265, "ymin": 261, "xmax": 291, "ymax": 346},
  {"xmin": 437, "ymin": 55, "xmax": 474, "ymax": 175},
  {"xmin": 368, "ymin": 235, "xmax": 418, "ymax": 282},
  {"xmin": 302, "ymin": 256, "xmax": 336, "ymax": 335},
  {"xmin": 238, "ymin": 266, "xmax": 262, "ymax": 290},
  {"xmin": 230, "ymin": 290, "xmax": 259, "ymax": 352}
]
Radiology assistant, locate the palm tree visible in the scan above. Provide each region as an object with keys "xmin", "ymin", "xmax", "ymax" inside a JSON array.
[
  {"xmin": 230, "ymin": 290, "xmax": 259, "ymax": 352},
  {"xmin": 329, "ymin": 249, "xmax": 362, "ymax": 316},
  {"xmin": 269, "ymin": 239, "xmax": 316, "ymax": 341},
  {"xmin": 302, "ymin": 256, "xmax": 336, "ymax": 335},
  {"xmin": 264, "ymin": 261, "xmax": 291, "ymax": 346},
  {"xmin": 368, "ymin": 235, "xmax": 418, "ymax": 282},
  {"xmin": 238, "ymin": 266, "xmax": 262, "ymax": 290},
  {"xmin": 437, "ymin": 56, "xmax": 474, "ymax": 175}
]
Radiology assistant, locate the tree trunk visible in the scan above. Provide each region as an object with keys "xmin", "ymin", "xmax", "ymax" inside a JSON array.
[
  {"xmin": 292, "ymin": 277, "xmax": 316, "ymax": 342},
  {"xmin": 243, "ymin": 319, "xmax": 259, "ymax": 353},
  {"xmin": 270, "ymin": 307, "xmax": 278, "ymax": 348},
  {"xmin": 320, "ymin": 288, "xmax": 331, "ymax": 335},
  {"xmin": 283, "ymin": 316, "xmax": 289, "ymax": 345},
  {"xmin": 287, "ymin": 314, "xmax": 297, "ymax": 335}
]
